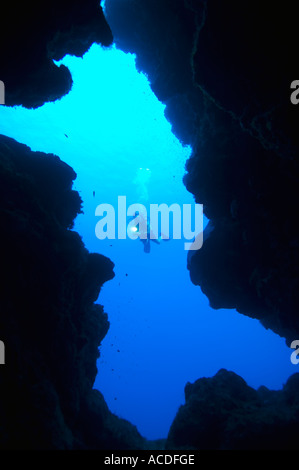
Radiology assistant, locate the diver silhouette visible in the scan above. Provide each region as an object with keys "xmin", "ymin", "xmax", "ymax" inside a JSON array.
[{"xmin": 129, "ymin": 211, "xmax": 170, "ymax": 253}]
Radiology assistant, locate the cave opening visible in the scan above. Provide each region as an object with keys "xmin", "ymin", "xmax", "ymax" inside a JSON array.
[{"xmin": 0, "ymin": 21, "xmax": 295, "ymax": 441}]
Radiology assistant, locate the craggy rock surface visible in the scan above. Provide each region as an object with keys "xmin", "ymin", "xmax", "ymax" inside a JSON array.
[
  {"xmin": 0, "ymin": 1, "xmax": 149, "ymax": 450},
  {"xmin": 0, "ymin": 0, "xmax": 112, "ymax": 108},
  {"xmin": 104, "ymin": 0, "xmax": 299, "ymax": 449},
  {"xmin": 106, "ymin": 0, "xmax": 299, "ymax": 343},
  {"xmin": 166, "ymin": 369, "xmax": 299, "ymax": 450},
  {"xmin": 0, "ymin": 135, "xmax": 145, "ymax": 449}
]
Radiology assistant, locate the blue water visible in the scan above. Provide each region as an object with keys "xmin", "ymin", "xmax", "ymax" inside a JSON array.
[{"xmin": 0, "ymin": 42, "xmax": 296, "ymax": 440}]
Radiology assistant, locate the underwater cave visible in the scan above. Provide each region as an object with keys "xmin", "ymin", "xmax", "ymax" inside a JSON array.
[{"xmin": 0, "ymin": 0, "xmax": 299, "ymax": 451}]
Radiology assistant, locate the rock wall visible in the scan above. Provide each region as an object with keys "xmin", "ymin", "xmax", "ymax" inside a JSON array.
[
  {"xmin": 0, "ymin": 134, "xmax": 147, "ymax": 449},
  {"xmin": 0, "ymin": 1, "xmax": 148, "ymax": 449},
  {"xmin": 0, "ymin": 0, "xmax": 112, "ymax": 108},
  {"xmin": 104, "ymin": 0, "xmax": 299, "ymax": 449},
  {"xmin": 166, "ymin": 369, "xmax": 299, "ymax": 450},
  {"xmin": 105, "ymin": 0, "xmax": 299, "ymax": 344}
]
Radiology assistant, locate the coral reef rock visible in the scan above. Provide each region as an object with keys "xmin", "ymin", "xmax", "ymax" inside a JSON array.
[
  {"xmin": 0, "ymin": 134, "xmax": 145, "ymax": 449},
  {"xmin": 166, "ymin": 369, "xmax": 299, "ymax": 450}
]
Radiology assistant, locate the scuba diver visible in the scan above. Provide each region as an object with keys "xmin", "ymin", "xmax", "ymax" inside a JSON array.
[{"xmin": 129, "ymin": 211, "xmax": 170, "ymax": 253}]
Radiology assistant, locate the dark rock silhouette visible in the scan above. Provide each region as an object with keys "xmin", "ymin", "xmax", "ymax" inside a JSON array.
[
  {"xmin": 0, "ymin": 135, "xmax": 145, "ymax": 449},
  {"xmin": 0, "ymin": 0, "xmax": 112, "ymax": 108},
  {"xmin": 166, "ymin": 369, "xmax": 299, "ymax": 450}
]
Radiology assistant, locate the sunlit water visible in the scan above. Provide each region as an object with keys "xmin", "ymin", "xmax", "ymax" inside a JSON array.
[{"xmin": 0, "ymin": 43, "xmax": 296, "ymax": 440}]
